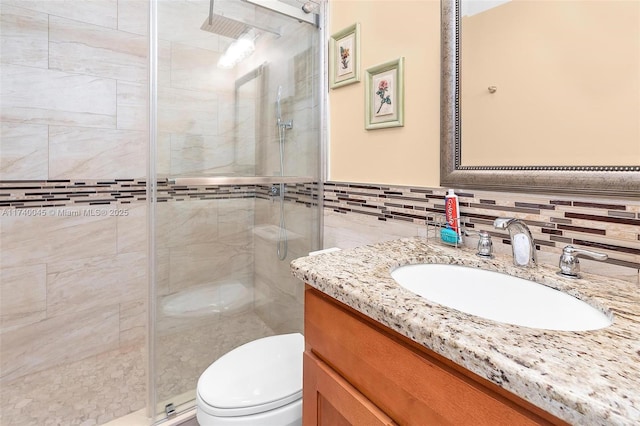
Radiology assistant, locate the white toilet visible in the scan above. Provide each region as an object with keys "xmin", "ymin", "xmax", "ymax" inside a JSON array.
[{"xmin": 196, "ymin": 333, "xmax": 304, "ymax": 426}]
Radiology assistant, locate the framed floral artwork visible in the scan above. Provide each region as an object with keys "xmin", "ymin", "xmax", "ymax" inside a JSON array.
[
  {"xmin": 329, "ymin": 23, "xmax": 360, "ymax": 89},
  {"xmin": 365, "ymin": 57, "xmax": 405, "ymax": 130}
]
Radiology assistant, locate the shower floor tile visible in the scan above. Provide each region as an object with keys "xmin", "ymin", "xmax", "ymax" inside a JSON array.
[
  {"xmin": 0, "ymin": 344, "xmax": 146, "ymax": 426},
  {"xmin": 0, "ymin": 311, "xmax": 281, "ymax": 426}
]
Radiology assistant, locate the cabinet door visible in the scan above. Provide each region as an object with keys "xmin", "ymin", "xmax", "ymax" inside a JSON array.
[
  {"xmin": 305, "ymin": 288, "xmax": 565, "ymax": 426},
  {"xmin": 303, "ymin": 351, "xmax": 397, "ymax": 426}
]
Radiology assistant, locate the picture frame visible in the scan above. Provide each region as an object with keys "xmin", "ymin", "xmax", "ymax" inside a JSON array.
[
  {"xmin": 329, "ymin": 23, "xmax": 360, "ymax": 89},
  {"xmin": 365, "ymin": 57, "xmax": 405, "ymax": 130}
]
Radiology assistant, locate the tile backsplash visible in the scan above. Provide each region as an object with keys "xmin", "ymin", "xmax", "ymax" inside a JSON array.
[{"xmin": 324, "ymin": 182, "xmax": 640, "ymax": 277}]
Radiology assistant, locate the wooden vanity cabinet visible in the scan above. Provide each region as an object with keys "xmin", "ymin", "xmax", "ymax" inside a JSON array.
[{"xmin": 303, "ymin": 287, "xmax": 568, "ymax": 426}]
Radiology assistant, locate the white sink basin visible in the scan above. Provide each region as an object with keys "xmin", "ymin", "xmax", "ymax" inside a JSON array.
[{"xmin": 391, "ymin": 264, "xmax": 612, "ymax": 331}]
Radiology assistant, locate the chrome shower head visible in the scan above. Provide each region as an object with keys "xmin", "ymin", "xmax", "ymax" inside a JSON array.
[
  {"xmin": 201, "ymin": 0, "xmax": 282, "ymax": 39},
  {"xmin": 200, "ymin": 14, "xmax": 252, "ymax": 39}
]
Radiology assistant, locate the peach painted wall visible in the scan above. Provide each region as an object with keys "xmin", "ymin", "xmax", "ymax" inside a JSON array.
[
  {"xmin": 329, "ymin": 0, "xmax": 640, "ymax": 183},
  {"xmin": 328, "ymin": 0, "xmax": 442, "ymax": 187}
]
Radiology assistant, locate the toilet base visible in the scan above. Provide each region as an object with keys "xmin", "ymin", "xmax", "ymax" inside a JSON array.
[{"xmin": 196, "ymin": 396, "xmax": 301, "ymax": 426}]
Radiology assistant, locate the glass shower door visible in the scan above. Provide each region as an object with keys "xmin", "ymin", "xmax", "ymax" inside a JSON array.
[{"xmin": 150, "ymin": 0, "xmax": 322, "ymax": 420}]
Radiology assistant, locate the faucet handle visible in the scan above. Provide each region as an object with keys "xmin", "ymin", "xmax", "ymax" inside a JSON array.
[
  {"xmin": 558, "ymin": 245, "xmax": 608, "ymax": 279},
  {"xmin": 464, "ymin": 230, "xmax": 493, "ymax": 258},
  {"xmin": 493, "ymin": 217, "xmax": 512, "ymax": 229}
]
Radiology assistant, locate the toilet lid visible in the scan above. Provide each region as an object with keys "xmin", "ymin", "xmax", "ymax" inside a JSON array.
[{"xmin": 197, "ymin": 333, "xmax": 304, "ymax": 417}]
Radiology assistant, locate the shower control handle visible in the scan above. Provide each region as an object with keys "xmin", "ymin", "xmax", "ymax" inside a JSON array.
[{"xmin": 278, "ymin": 119, "xmax": 293, "ymax": 130}]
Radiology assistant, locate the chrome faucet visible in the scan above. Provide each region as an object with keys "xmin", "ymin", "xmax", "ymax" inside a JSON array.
[
  {"xmin": 493, "ymin": 218, "xmax": 537, "ymax": 267},
  {"xmin": 558, "ymin": 245, "xmax": 608, "ymax": 279}
]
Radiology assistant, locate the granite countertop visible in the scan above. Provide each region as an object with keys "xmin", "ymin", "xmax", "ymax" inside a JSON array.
[{"xmin": 290, "ymin": 237, "xmax": 640, "ymax": 425}]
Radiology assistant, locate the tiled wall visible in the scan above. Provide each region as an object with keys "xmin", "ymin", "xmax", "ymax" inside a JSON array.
[
  {"xmin": 323, "ymin": 182, "xmax": 640, "ymax": 284},
  {"xmin": 0, "ymin": 0, "xmax": 150, "ymax": 387},
  {"xmin": 155, "ymin": 0, "xmax": 236, "ymax": 177},
  {"xmin": 1, "ymin": 2, "xmax": 320, "ymax": 424},
  {"xmin": 0, "ymin": 0, "xmax": 149, "ymax": 179}
]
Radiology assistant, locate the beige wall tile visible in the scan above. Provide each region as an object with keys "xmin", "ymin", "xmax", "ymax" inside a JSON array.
[
  {"xmin": 168, "ymin": 241, "xmax": 253, "ymax": 293},
  {"xmin": 0, "ymin": 212, "xmax": 117, "ymax": 268},
  {"xmin": 117, "ymin": 81, "xmax": 148, "ymax": 131},
  {"xmin": 218, "ymin": 199, "xmax": 254, "ymax": 239},
  {"xmin": 0, "ymin": 64, "xmax": 117, "ymax": 128},
  {"xmin": 233, "ymin": 88, "xmax": 257, "ymax": 173},
  {"xmin": 156, "ymin": 132, "xmax": 171, "ymax": 176},
  {"xmin": 170, "ymin": 43, "xmax": 232, "ymax": 92},
  {"xmin": 117, "ymin": 0, "xmax": 148, "ymax": 35},
  {"xmin": 48, "ymin": 126, "xmax": 146, "ymax": 179},
  {"xmin": 117, "ymin": 203, "xmax": 147, "ymax": 254},
  {"xmin": 0, "ymin": 3, "xmax": 48, "ymax": 68},
  {"xmin": 283, "ymin": 201, "xmax": 319, "ymax": 241},
  {"xmin": 254, "ymin": 236, "xmax": 302, "ymax": 294},
  {"xmin": 157, "ymin": 86, "xmax": 219, "ymax": 135},
  {"xmin": 0, "ymin": 264, "xmax": 47, "ymax": 333},
  {"xmin": 254, "ymin": 237, "xmax": 284, "ymax": 285},
  {"xmin": 254, "ymin": 201, "xmax": 315, "ymax": 259},
  {"xmin": 323, "ymin": 209, "xmax": 421, "ymax": 250},
  {"xmin": 254, "ymin": 281, "xmax": 303, "ymax": 336},
  {"xmin": 156, "ymin": 200, "xmax": 219, "ymax": 249},
  {"xmin": 119, "ymin": 299, "xmax": 146, "ymax": 347},
  {"xmin": 49, "ymin": 15, "xmax": 148, "ymax": 83},
  {"xmin": 46, "ymin": 252, "xmax": 147, "ymax": 317},
  {"xmin": 155, "ymin": 247, "xmax": 171, "ymax": 297},
  {"xmin": 158, "ymin": 40, "xmax": 172, "ymax": 87},
  {"xmin": 1, "ymin": 0, "xmax": 117, "ymax": 29},
  {"xmin": 169, "ymin": 133, "xmax": 234, "ymax": 175},
  {"xmin": 0, "ymin": 122, "xmax": 48, "ymax": 180},
  {"xmin": 0, "ymin": 305, "xmax": 120, "ymax": 381}
]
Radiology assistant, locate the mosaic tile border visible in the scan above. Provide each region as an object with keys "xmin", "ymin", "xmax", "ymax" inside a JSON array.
[
  {"xmin": 0, "ymin": 180, "xmax": 147, "ymax": 208},
  {"xmin": 255, "ymin": 183, "xmax": 320, "ymax": 207},
  {"xmin": 324, "ymin": 182, "xmax": 640, "ymax": 270},
  {"xmin": 3, "ymin": 179, "xmax": 636, "ymax": 268},
  {"xmin": 155, "ymin": 181, "xmax": 319, "ymax": 206},
  {"xmin": 0, "ymin": 180, "xmax": 320, "ymax": 208},
  {"xmin": 156, "ymin": 180, "xmax": 254, "ymax": 203}
]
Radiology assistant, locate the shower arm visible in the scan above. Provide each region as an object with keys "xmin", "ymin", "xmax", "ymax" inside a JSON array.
[{"xmin": 242, "ymin": 0, "xmax": 318, "ymax": 26}]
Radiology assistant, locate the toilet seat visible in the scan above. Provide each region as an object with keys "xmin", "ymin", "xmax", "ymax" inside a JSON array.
[{"xmin": 196, "ymin": 333, "xmax": 304, "ymax": 417}]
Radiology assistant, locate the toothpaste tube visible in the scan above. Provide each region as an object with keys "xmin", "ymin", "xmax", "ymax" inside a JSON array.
[{"xmin": 444, "ymin": 189, "xmax": 462, "ymax": 243}]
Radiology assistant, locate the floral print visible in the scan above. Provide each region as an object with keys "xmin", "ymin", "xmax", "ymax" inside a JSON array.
[
  {"xmin": 376, "ymin": 79, "xmax": 391, "ymax": 114},
  {"xmin": 340, "ymin": 46, "xmax": 350, "ymax": 70}
]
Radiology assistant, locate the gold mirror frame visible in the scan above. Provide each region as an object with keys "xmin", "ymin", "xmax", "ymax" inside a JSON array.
[{"xmin": 440, "ymin": 0, "xmax": 640, "ymax": 198}]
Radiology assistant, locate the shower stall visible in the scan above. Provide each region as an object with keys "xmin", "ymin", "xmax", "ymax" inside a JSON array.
[
  {"xmin": 149, "ymin": 0, "xmax": 324, "ymax": 420},
  {"xmin": 0, "ymin": 0, "xmax": 324, "ymax": 424}
]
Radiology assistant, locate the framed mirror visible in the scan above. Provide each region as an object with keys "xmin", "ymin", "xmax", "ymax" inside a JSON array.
[{"xmin": 440, "ymin": 0, "xmax": 640, "ymax": 197}]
